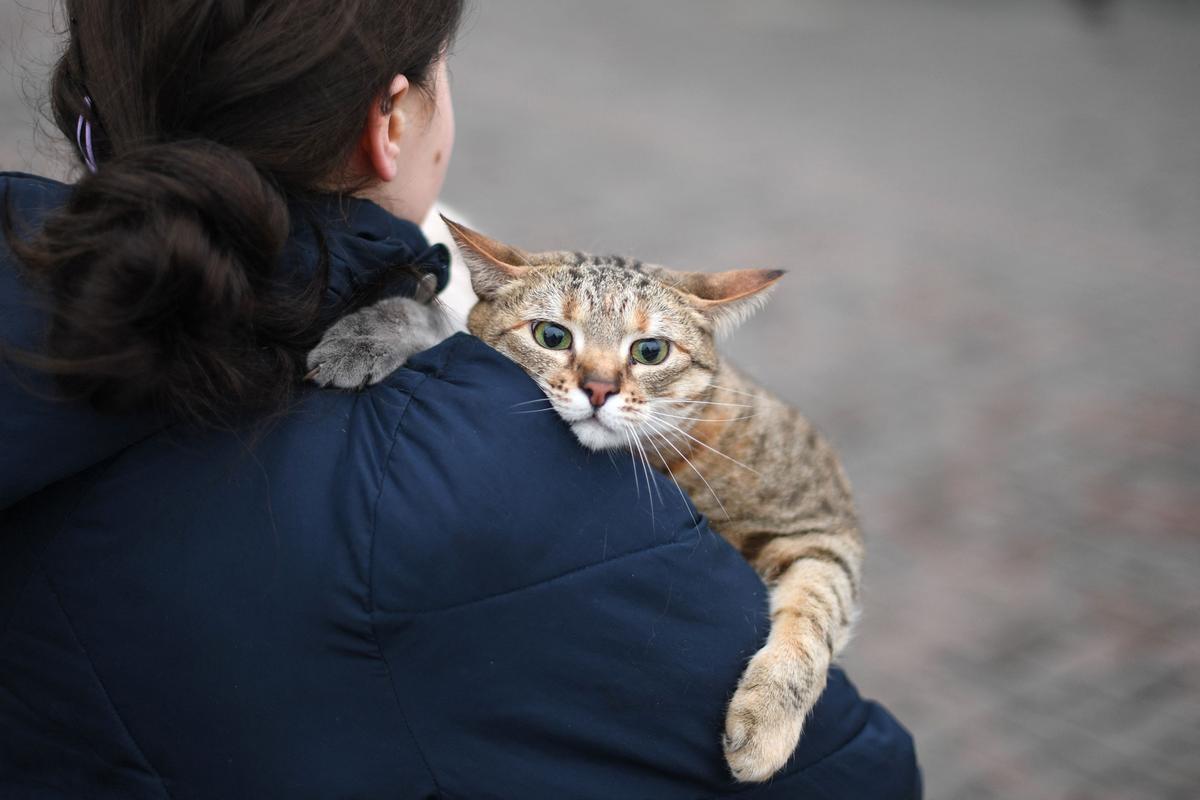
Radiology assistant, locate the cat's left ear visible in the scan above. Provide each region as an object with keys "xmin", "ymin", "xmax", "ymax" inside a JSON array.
[
  {"xmin": 441, "ymin": 216, "xmax": 532, "ymax": 299},
  {"xmin": 665, "ymin": 268, "xmax": 785, "ymax": 333}
]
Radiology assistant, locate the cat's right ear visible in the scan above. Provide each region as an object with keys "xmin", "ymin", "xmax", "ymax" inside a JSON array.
[{"xmin": 441, "ymin": 217, "xmax": 531, "ymax": 299}]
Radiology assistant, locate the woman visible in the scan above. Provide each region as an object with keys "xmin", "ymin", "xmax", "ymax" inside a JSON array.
[{"xmin": 0, "ymin": 2, "xmax": 920, "ymax": 797}]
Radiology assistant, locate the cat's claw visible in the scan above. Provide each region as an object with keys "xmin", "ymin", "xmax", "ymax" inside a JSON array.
[{"xmin": 723, "ymin": 642, "xmax": 827, "ymax": 783}]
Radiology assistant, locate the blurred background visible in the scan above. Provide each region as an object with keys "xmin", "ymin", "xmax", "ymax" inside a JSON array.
[{"xmin": 4, "ymin": 1, "xmax": 1198, "ymax": 797}]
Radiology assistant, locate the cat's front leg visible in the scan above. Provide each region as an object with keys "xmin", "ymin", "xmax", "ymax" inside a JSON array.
[
  {"xmin": 723, "ymin": 616, "xmax": 832, "ymax": 783},
  {"xmin": 307, "ymin": 296, "xmax": 452, "ymax": 389},
  {"xmin": 723, "ymin": 530, "xmax": 861, "ymax": 782}
]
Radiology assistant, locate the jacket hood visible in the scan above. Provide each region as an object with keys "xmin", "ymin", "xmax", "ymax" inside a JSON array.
[{"xmin": 0, "ymin": 172, "xmax": 446, "ymax": 511}]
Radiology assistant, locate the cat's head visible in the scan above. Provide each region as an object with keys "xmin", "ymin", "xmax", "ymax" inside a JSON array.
[{"xmin": 445, "ymin": 218, "xmax": 782, "ymax": 451}]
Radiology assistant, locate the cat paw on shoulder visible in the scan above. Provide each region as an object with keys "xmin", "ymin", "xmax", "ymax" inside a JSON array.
[{"xmin": 306, "ymin": 297, "xmax": 450, "ymax": 390}]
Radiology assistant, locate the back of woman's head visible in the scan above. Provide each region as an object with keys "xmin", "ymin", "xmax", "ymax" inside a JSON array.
[{"xmin": 6, "ymin": 0, "xmax": 463, "ymax": 423}]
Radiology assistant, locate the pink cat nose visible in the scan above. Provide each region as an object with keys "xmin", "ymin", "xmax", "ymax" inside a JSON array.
[{"xmin": 582, "ymin": 379, "xmax": 619, "ymax": 408}]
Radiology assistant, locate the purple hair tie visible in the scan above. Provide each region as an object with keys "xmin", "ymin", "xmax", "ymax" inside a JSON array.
[{"xmin": 75, "ymin": 96, "xmax": 98, "ymax": 173}]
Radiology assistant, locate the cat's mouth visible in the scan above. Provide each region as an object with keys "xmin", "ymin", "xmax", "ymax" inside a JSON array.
[
  {"xmin": 544, "ymin": 387, "xmax": 632, "ymax": 451},
  {"xmin": 568, "ymin": 415, "xmax": 629, "ymax": 451}
]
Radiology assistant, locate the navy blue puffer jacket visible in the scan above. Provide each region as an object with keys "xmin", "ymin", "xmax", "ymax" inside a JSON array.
[{"xmin": 0, "ymin": 172, "xmax": 920, "ymax": 799}]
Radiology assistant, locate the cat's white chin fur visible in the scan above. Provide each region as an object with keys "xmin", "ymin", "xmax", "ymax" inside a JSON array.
[{"xmin": 570, "ymin": 418, "xmax": 629, "ymax": 451}]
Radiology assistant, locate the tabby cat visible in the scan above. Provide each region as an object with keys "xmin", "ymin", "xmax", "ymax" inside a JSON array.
[{"xmin": 307, "ymin": 219, "xmax": 864, "ymax": 783}]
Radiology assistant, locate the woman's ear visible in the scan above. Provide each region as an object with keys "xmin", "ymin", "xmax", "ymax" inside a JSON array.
[
  {"xmin": 360, "ymin": 74, "xmax": 411, "ymax": 183},
  {"xmin": 441, "ymin": 217, "xmax": 531, "ymax": 299}
]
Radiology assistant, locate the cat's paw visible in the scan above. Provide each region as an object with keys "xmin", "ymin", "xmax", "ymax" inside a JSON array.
[
  {"xmin": 723, "ymin": 641, "xmax": 827, "ymax": 783},
  {"xmin": 306, "ymin": 297, "xmax": 449, "ymax": 389}
]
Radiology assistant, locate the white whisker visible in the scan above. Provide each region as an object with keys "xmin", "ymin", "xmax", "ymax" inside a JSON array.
[
  {"xmin": 643, "ymin": 412, "xmax": 761, "ymax": 476},
  {"xmin": 705, "ymin": 384, "xmax": 759, "ymax": 398},
  {"xmin": 632, "ymin": 433, "xmax": 650, "ymax": 501},
  {"xmin": 651, "ymin": 411, "xmax": 759, "ymax": 423},
  {"xmin": 638, "ymin": 425, "xmax": 697, "ymax": 526},
  {"xmin": 654, "ymin": 399, "xmax": 754, "ymax": 410},
  {"xmin": 621, "ymin": 428, "xmax": 641, "ymax": 500},
  {"xmin": 641, "ymin": 419, "xmax": 730, "ymax": 522},
  {"xmin": 510, "ymin": 397, "xmax": 553, "ymax": 408},
  {"xmin": 630, "ymin": 428, "xmax": 663, "ymax": 509}
]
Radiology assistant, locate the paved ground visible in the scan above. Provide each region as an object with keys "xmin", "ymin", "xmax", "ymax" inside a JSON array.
[{"xmin": 4, "ymin": 2, "xmax": 1198, "ymax": 797}]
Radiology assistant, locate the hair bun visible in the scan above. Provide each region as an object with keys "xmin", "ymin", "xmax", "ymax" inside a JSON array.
[{"xmin": 17, "ymin": 140, "xmax": 297, "ymax": 421}]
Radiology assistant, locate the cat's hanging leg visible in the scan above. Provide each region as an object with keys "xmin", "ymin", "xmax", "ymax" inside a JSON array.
[{"xmin": 723, "ymin": 526, "xmax": 863, "ymax": 782}]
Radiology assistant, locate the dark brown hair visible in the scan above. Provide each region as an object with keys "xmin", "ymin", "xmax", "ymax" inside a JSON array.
[{"xmin": 5, "ymin": 0, "xmax": 463, "ymax": 424}]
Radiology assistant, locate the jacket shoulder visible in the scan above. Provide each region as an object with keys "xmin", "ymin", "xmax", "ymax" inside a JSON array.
[
  {"xmin": 0, "ymin": 172, "xmax": 71, "ymax": 220},
  {"xmin": 368, "ymin": 332, "xmax": 708, "ymax": 613}
]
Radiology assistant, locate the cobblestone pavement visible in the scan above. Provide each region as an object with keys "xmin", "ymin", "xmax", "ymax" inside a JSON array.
[{"xmin": 4, "ymin": 2, "xmax": 1198, "ymax": 797}]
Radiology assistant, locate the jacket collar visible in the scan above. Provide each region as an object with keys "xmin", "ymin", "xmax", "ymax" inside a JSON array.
[{"xmin": 284, "ymin": 192, "xmax": 450, "ymax": 312}]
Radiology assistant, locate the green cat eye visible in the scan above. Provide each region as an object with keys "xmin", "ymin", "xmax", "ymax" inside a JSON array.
[
  {"xmin": 631, "ymin": 338, "xmax": 670, "ymax": 365},
  {"xmin": 532, "ymin": 320, "xmax": 573, "ymax": 350}
]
